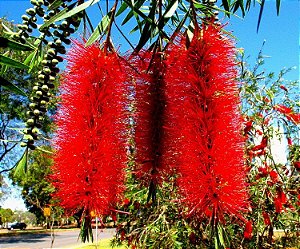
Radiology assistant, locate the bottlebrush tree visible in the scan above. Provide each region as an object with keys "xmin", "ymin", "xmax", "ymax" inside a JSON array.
[{"xmin": 2, "ymin": 0, "xmax": 299, "ymax": 249}]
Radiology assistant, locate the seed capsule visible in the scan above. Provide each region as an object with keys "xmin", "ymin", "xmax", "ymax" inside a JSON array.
[
  {"xmin": 20, "ymin": 142, "xmax": 27, "ymax": 147},
  {"xmin": 41, "ymin": 85, "xmax": 49, "ymax": 91},
  {"xmin": 32, "ymin": 127, "xmax": 39, "ymax": 134},
  {"xmin": 27, "ymin": 119, "xmax": 35, "ymax": 126},
  {"xmin": 33, "ymin": 109, "xmax": 40, "ymax": 116},
  {"xmin": 29, "ymin": 22, "xmax": 37, "ymax": 29},
  {"xmin": 41, "ymin": 59, "xmax": 48, "ymax": 66},
  {"xmin": 26, "ymin": 8, "xmax": 36, "ymax": 16},
  {"xmin": 27, "ymin": 135, "xmax": 34, "ymax": 141},
  {"xmin": 43, "ymin": 67, "xmax": 51, "ymax": 75},
  {"xmin": 36, "ymin": 90, "xmax": 43, "ymax": 96},
  {"xmin": 55, "ymin": 39, "xmax": 62, "ymax": 46},
  {"xmin": 33, "ymin": 86, "xmax": 39, "ymax": 91},
  {"xmin": 49, "ymin": 75, "xmax": 56, "ymax": 81},
  {"xmin": 61, "ymin": 20, "xmax": 68, "ymax": 28},
  {"xmin": 48, "ymin": 83, "xmax": 55, "ymax": 89},
  {"xmin": 40, "ymin": 100, "xmax": 47, "ymax": 105},
  {"xmin": 38, "ymin": 74, "xmax": 45, "ymax": 80},
  {"xmin": 29, "ymin": 103, "xmax": 36, "ymax": 109},
  {"xmin": 30, "ymin": 0, "xmax": 38, "ymax": 5},
  {"xmin": 51, "ymin": 59, "xmax": 59, "ymax": 65},
  {"xmin": 22, "ymin": 15, "xmax": 30, "ymax": 21},
  {"xmin": 47, "ymin": 49, "xmax": 56, "ymax": 56},
  {"xmin": 28, "ymin": 144, "xmax": 36, "ymax": 150}
]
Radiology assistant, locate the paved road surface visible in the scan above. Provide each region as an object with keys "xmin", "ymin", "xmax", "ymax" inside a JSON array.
[{"xmin": 0, "ymin": 229, "xmax": 115, "ymax": 249}]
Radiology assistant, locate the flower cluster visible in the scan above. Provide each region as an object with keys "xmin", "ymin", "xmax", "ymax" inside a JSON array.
[
  {"xmin": 52, "ymin": 40, "xmax": 128, "ymax": 217},
  {"xmin": 164, "ymin": 23, "xmax": 249, "ymax": 223}
]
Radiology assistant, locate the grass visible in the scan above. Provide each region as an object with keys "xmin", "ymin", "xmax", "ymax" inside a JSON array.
[{"xmin": 71, "ymin": 238, "xmax": 125, "ymax": 249}]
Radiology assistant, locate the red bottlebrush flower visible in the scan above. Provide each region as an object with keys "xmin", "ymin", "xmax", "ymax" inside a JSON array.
[
  {"xmin": 132, "ymin": 52, "xmax": 164, "ymax": 186},
  {"xmin": 274, "ymin": 187, "xmax": 287, "ymax": 213},
  {"xmin": 274, "ymin": 104, "xmax": 300, "ymax": 124},
  {"xmin": 252, "ymin": 136, "xmax": 268, "ymax": 151},
  {"xmin": 52, "ymin": 40, "xmax": 128, "ymax": 217},
  {"xmin": 280, "ymin": 85, "xmax": 288, "ymax": 91},
  {"xmin": 294, "ymin": 161, "xmax": 300, "ymax": 171},
  {"xmin": 287, "ymin": 137, "xmax": 293, "ymax": 146},
  {"xmin": 262, "ymin": 211, "xmax": 271, "ymax": 226},
  {"xmin": 244, "ymin": 220, "xmax": 253, "ymax": 239},
  {"xmin": 274, "ymin": 104, "xmax": 293, "ymax": 114},
  {"xmin": 243, "ymin": 118, "xmax": 253, "ymax": 136},
  {"xmin": 132, "ymin": 50, "xmax": 178, "ymax": 200},
  {"xmin": 123, "ymin": 198, "xmax": 130, "ymax": 206},
  {"xmin": 258, "ymin": 166, "xmax": 270, "ymax": 178},
  {"xmin": 270, "ymin": 170, "xmax": 279, "ymax": 183},
  {"xmin": 165, "ymin": 23, "xmax": 249, "ymax": 223},
  {"xmin": 288, "ymin": 113, "xmax": 300, "ymax": 124}
]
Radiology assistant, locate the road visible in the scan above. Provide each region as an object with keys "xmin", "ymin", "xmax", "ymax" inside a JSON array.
[{"xmin": 0, "ymin": 229, "xmax": 115, "ymax": 249}]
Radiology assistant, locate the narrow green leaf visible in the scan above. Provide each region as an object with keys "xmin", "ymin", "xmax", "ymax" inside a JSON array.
[
  {"xmin": 39, "ymin": 2, "xmax": 77, "ymax": 30},
  {"xmin": 116, "ymin": 1, "xmax": 128, "ymax": 16},
  {"xmin": 256, "ymin": 0, "xmax": 265, "ymax": 32},
  {"xmin": 39, "ymin": 7, "xmax": 69, "ymax": 30},
  {"xmin": 222, "ymin": 0, "xmax": 230, "ymax": 16},
  {"xmin": 48, "ymin": 0, "xmax": 64, "ymax": 10},
  {"xmin": 13, "ymin": 149, "xmax": 28, "ymax": 178},
  {"xmin": 0, "ymin": 55, "xmax": 29, "ymax": 70},
  {"xmin": 1, "ymin": 23, "xmax": 13, "ymax": 33},
  {"xmin": 276, "ymin": 0, "xmax": 281, "ymax": 15},
  {"xmin": 0, "ymin": 76, "xmax": 27, "ymax": 96},
  {"xmin": 134, "ymin": 3, "xmax": 157, "ymax": 53},
  {"xmin": 85, "ymin": 12, "xmax": 111, "ymax": 47},
  {"xmin": 54, "ymin": 0, "xmax": 101, "ymax": 22},
  {"xmin": 0, "ymin": 37, "xmax": 34, "ymax": 51},
  {"xmin": 23, "ymin": 51, "xmax": 36, "ymax": 66},
  {"xmin": 164, "ymin": 0, "xmax": 178, "ymax": 19},
  {"xmin": 36, "ymin": 146, "xmax": 53, "ymax": 154},
  {"xmin": 121, "ymin": 0, "xmax": 147, "ymax": 25}
]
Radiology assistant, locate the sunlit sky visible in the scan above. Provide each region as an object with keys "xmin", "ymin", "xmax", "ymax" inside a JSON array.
[{"xmin": 0, "ymin": 0, "xmax": 299, "ymax": 211}]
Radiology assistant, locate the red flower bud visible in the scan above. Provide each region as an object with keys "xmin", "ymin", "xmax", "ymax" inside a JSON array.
[
  {"xmin": 262, "ymin": 211, "xmax": 271, "ymax": 226},
  {"xmin": 244, "ymin": 220, "xmax": 253, "ymax": 239}
]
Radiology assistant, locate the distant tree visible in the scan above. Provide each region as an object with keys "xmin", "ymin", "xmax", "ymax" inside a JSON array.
[
  {"xmin": 12, "ymin": 210, "xmax": 37, "ymax": 225},
  {"xmin": 0, "ymin": 207, "xmax": 14, "ymax": 226},
  {"xmin": 10, "ymin": 145, "xmax": 55, "ymax": 223}
]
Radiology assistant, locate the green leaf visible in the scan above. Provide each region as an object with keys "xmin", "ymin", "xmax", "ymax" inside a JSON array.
[
  {"xmin": 36, "ymin": 146, "xmax": 53, "ymax": 154},
  {"xmin": 121, "ymin": 0, "xmax": 147, "ymax": 25},
  {"xmin": 276, "ymin": 0, "xmax": 281, "ymax": 15},
  {"xmin": 13, "ymin": 149, "xmax": 28, "ymax": 178},
  {"xmin": 0, "ymin": 37, "xmax": 34, "ymax": 51},
  {"xmin": 164, "ymin": 0, "xmax": 178, "ymax": 19},
  {"xmin": 115, "ymin": 1, "xmax": 128, "ymax": 17},
  {"xmin": 0, "ymin": 55, "xmax": 29, "ymax": 70},
  {"xmin": 48, "ymin": 0, "xmax": 64, "ymax": 10},
  {"xmin": 39, "ymin": 2, "xmax": 77, "ymax": 29},
  {"xmin": 85, "ymin": 11, "xmax": 111, "ymax": 47},
  {"xmin": 222, "ymin": 0, "xmax": 231, "ymax": 14},
  {"xmin": 50, "ymin": 0, "xmax": 100, "ymax": 25},
  {"xmin": 0, "ymin": 76, "xmax": 27, "ymax": 96},
  {"xmin": 134, "ymin": 3, "xmax": 157, "ymax": 52},
  {"xmin": 256, "ymin": 0, "xmax": 265, "ymax": 32}
]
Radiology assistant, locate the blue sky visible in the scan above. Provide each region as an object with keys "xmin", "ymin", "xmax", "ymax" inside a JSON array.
[
  {"xmin": 0, "ymin": 0, "xmax": 299, "ymax": 81},
  {"xmin": 0, "ymin": 0, "xmax": 299, "ymax": 210}
]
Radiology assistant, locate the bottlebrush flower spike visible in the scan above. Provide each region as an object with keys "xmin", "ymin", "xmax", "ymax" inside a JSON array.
[
  {"xmin": 165, "ymin": 22, "xmax": 248, "ymax": 223},
  {"xmin": 132, "ymin": 51, "xmax": 175, "ymax": 200},
  {"xmin": 52, "ymin": 40, "xmax": 128, "ymax": 219}
]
